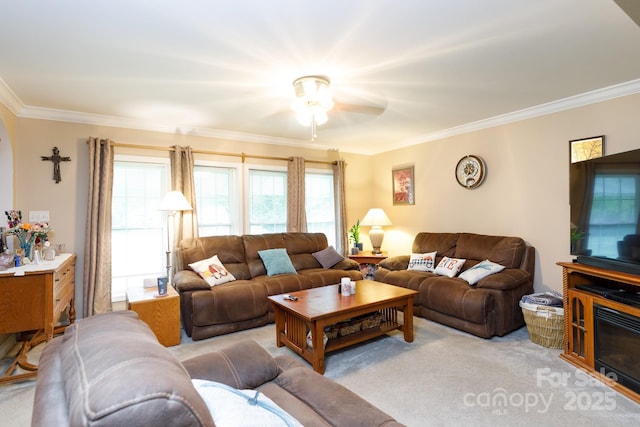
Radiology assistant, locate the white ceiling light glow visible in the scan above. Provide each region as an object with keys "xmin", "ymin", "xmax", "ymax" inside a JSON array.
[{"xmin": 291, "ymin": 75, "xmax": 334, "ymax": 141}]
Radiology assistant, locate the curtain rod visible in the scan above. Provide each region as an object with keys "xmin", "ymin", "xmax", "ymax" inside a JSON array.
[{"xmin": 105, "ymin": 141, "xmax": 338, "ymax": 165}]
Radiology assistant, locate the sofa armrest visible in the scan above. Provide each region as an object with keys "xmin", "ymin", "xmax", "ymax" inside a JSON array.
[
  {"xmin": 182, "ymin": 340, "xmax": 280, "ymax": 389},
  {"xmin": 174, "ymin": 269, "xmax": 211, "ymax": 292},
  {"xmin": 332, "ymin": 258, "xmax": 361, "ymax": 270},
  {"xmin": 475, "ymin": 269, "xmax": 531, "ymax": 291},
  {"xmin": 379, "ymin": 255, "xmax": 410, "ymax": 271}
]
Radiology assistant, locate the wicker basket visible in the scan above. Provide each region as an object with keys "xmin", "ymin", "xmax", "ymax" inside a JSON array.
[
  {"xmin": 339, "ymin": 320, "xmax": 362, "ymax": 336},
  {"xmin": 324, "ymin": 325, "xmax": 339, "ymax": 340},
  {"xmin": 361, "ymin": 313, "xmax": 382, "ymax": 329},
  {"xmin": 519, "ymin": 301, "xmax": 564, "ymax": 349}
]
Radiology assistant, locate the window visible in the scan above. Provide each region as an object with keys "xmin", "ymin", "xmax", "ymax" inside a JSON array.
[
  {"xmin": 112, "ymin": 158, "xmax": 169, "ymax": 301},
  {"xmin": 306, "ymin": 171, "xmax": 336, "ymax": 247},
  {"xmin": 248, "ymin": 168, "xmax": 287, "ymax": 234},
  {"xmin": 194, "ymin": 164, "xmax": 239, "ymax": 236},
  {"xmin": 588, "ymin": 174, "xmax": 639, "ymax": 257}
]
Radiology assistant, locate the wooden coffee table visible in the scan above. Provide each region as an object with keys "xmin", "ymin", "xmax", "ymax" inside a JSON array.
[{"xmin": 268, "ymin": 280, "xmax": 418, "ymax": 374}]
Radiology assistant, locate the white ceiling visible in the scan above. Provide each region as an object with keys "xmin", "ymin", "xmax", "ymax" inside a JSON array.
[{"xmin": 1, "ymin": 0, "xmax": 640, "ymax": 154}]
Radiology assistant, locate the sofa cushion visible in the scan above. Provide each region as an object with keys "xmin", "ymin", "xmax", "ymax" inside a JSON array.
[
  {"xmin": 412, "ymin": 232, "xmax": 458, "ymax": 257},
  {"xmin": 454, "ymin": 233, "xmax": 525, "ymax": 269},
  {"xmin": 407, "ymin": 252, "xmax": 437, "ymax": 272},
  {"xmin": 312, "ymin": 245, "xmax": 345, "ymax": 269},
  {"xmin": 182, "ymin": 339, "xmax": 280, "ymax": 389},
  {"xmin": 191, "ymin": 281, "xmax": 269, "ymax": 325},
  {"xmin": 244, "ymin": 233, "xmax": 288, "ymax": 277},
  {"xmin": 459, "ymin": 259, "xmax": 505, "ymax": 285},
  {"xmin": 178, "ymin": 235, "xmax": 251, "ymax": 280},
  {"xmin": 258, "ymin": 248, "xmax": 298, "ymax": 276},
  {"xmin": 58, "ymin": 311, "xmax": 213, "ymax": 427},
  {"xmin": 284, "ymin": 233, "xmax": 330, "ymax": 270},
  {"xmin": 192, "ymin": 380, "xmax": 302, "ymax": 427},
  {"xmin": 434, "ymin": 257, "xmax": 466, "ymax": 277},
  {"xmin": 422, "ymin": 278, "xmax": 495, "ymax": 324},
  {"xmin": 189, "ymin": 254, "xmax": 236, "ymax": 286}
]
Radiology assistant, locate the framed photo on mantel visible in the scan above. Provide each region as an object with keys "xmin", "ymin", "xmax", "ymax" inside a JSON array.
[{"xmin": 392, "ymin": 165, "xmax": 414, "ymax": 205}]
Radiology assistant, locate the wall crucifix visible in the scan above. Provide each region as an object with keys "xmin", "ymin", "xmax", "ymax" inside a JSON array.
[{"xmin": 41, "ymin": 147, "xmax": 71, "ymax": 183}]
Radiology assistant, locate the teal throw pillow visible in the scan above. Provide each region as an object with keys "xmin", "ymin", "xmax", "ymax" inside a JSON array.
[{"xmin": 258, "ymin": 248, "xmax": 297, "ymax": 276}]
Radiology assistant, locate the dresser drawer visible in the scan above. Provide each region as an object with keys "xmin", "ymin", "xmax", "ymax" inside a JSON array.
[
  {"xmin": 53, "ymin": 261, "xmax": 75, "ymax": 319},
  {"xmin": 54, "ymin": 263, "xmax": 74, "ymax": 294}
]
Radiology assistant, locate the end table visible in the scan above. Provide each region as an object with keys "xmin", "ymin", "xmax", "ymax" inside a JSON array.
[
  {"xmin": 126, "ymin": 285, "xmax": 180, "ymax": 346},
  {"xmin": 348, "ymin": 251, "xmax": 388, "ymax": 279}
]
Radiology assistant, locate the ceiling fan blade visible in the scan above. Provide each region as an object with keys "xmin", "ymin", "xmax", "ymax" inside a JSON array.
[{"xmin": 332, "ymin": 100, "xmax": 386, "ymax": 116}]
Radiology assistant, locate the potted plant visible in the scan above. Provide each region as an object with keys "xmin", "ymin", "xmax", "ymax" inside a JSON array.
[
  {"xmin": 349, "ymin": 220, "xmax": 362, "ymax": 254},
  {"xmin": 570, "ymin": 223, "xmax": 586, "ymax": 254}
]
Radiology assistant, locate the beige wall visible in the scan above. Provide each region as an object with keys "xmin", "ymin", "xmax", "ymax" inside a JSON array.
[
  {"xmin": 0, "ymin": 103, "xmax": 16, "ymax": 213},
  {"xmin": 368, "ymin": 92, "xmax": 640, "ymax": 293},
  {"xmin": 11, "ymin": 120, "xmax": 373, "ymax": 316},
  {"xmin": 7, "ymin": 91, "xmax": 640, "ymax": 315}
]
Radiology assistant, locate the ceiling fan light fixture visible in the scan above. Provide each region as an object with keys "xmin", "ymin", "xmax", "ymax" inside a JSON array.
[{"xmin": 292, "ymin": 75, "xmax": 334, "ymax": 140}]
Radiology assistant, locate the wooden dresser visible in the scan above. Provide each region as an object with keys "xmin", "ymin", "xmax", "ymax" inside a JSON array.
[{"xmin": 0, "ymin": 253, "xmax": 76, "ymax": 383}]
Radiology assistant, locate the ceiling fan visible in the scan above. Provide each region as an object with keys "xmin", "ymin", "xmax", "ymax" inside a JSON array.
[{"xmin": 290, "ymin": 75, "xmax": 386, "ymax": 141}]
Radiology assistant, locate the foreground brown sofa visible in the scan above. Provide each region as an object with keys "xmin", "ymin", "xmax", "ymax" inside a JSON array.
[
  {"xmin": 32, "ymin": 311, "xmax": 403, "ymax": 427},
  {"xmin": 174, "ymin": 233, "xmax": 363, "ymax": 340},
  {"xmin": 375, "ymin": 232, "xmax": 535, "ymax": 338}
]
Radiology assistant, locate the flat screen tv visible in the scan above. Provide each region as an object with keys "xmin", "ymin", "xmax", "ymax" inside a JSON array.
[{"xmin": 570, "ymin": 147, "xmax": 640, "ymax": 275}]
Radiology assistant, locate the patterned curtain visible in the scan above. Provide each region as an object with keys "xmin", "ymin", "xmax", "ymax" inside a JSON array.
[
  {"xmin": 83, "ymin": 137, "xmax": 114, "ymax": 316},
  {"xmin": 333, "ymin": 160, "xmax": 347, "ymax": 255},
  {"xmin": 287, "ymin": 156, "xmax": 307, "ymax": 232},
  {"xmin": 170, "ymin": 146, "xmax": 198, "ymax": 270}
]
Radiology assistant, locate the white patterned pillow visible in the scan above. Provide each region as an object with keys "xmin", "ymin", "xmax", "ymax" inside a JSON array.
[
  {"xmin": 192, "ymin": 379, "xmax": 303, "ymax": 427},
  {"xmin": 459, "ymin": 259, "xmax": 505, "ymax": 285},
  {"xmin": 434, "ymin": 257, "xmax": 466, "ymax": 278},
  {"xmin": 407, "ymin": 252, "xmax": 437, "ymax": 272},
  {"xmin": 189, "ymin": 255, "xmax": 236, "ymax": 287}
]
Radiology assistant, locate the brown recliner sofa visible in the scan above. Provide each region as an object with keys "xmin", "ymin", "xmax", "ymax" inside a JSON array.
[
  {"xmin": 374, "ymin": 232, "xmax": 535, "ymax": 338},
  {"xmin": 32, "ymin": 310, "xmax": 403, "ymax": 427},
  {"xmin": 174, "ymin": 232, "xmax": 363, "ymax": 340}
]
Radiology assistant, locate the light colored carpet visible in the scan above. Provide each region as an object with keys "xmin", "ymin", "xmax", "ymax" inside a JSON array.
[{"xmin": 1, "ymin": 316, "xmax": 639, "ymax": 427}]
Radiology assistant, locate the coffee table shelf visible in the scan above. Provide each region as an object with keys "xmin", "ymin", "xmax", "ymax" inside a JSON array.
[
  {"xmin": 268, "ymin": 280, "xmax": 418, "ymax": 374},
  {"xmin": 324, "ymin": 318, "xmax": 400, "ymax": 353}
]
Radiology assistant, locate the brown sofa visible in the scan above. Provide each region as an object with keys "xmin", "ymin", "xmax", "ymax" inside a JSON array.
[
  {"xmin": 32, "ymin": 310, "xmax": 403, "ymax": 427},
  {"xmin": 374, "ymin": 232, "xmax": 535, "ymax": 338},
  {"xmin": 174, "ymin": 233, "xmax": 363, "ymax": 340}
]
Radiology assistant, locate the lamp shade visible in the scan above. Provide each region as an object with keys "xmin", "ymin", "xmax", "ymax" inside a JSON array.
[
  {"xmin": 360, "ymin": 208, "xmax": 392, "ymax": 227},
  {"xmin": 158, "ymin": 191, "xmax": 193, "ymax": 212}
]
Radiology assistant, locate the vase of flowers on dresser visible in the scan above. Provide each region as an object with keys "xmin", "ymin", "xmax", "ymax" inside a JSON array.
[{"xmin": 4, "ymin": 210, "xmax": 53, "ymax": 263}]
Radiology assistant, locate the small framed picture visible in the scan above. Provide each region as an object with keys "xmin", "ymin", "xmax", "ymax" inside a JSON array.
[
  {"xmin": 157, "ymin": 277, "xmax": 168, "ymax": 296},
  {"xmin": 570, "ymin": 135, "xmax": 604, "ymax": 163},
  {"xmin": 392, "ymin": 165, "xmax": 415, "ymax": 205}
]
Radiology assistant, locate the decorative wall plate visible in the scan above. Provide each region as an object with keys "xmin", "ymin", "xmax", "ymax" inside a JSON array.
[{"xmin": 455, "ymin": 155, "xmax": 486, "ymax": 189}]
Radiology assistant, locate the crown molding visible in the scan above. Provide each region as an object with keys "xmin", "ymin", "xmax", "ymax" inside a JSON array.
[
  {"xmin": 16, "ymin": 105, "xmax": 329, "ymax": 149},
  {"xmin": 0, "ymin": 78, "xmax": 24, "ymax": 115},
  {"xmin": 388, "ymin": 78, "xmax": 640, "ymax": 153},
  {"xmin": 4, "ymin": 78, "xmax": 640, "ymax": 155}
]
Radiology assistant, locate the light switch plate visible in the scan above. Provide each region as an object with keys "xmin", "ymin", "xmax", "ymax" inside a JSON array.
[{"xmin": 29, "ymin": 210, "xmax": 50, "ymax": 222}]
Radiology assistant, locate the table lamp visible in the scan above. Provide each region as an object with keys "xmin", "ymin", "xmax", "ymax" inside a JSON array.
[
  {"xmin": 158, "ymin": 191, "xmax": 193, "ymax": 282},
  {"xmin": 360, "ymin": 208, "xmax": 392, "ymax": 254}
]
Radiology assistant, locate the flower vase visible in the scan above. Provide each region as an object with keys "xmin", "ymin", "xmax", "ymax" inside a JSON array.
[{"xmin": 21, "ymin": 242, "xmax": 32, "ymax": 261}]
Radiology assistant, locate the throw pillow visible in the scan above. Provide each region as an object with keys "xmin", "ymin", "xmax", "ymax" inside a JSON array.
[
  {"xmin": 459, "ymin": 259, "xmax": 505, "ymax": 285},
  {"xmin": 434, "ymin": 257, "xmax": 466, "ymax": 278},
  {"xmin": 312, "ymin": 245, "xmax": 345, "ymax": 269},
  {"xmin": 258, "ymin": 248, "xmax": 297, "ymax": 276},
  {"xmin": 407, "ymin": 251, "xmax": 437, "ymax": 272},
  {"xmin": 189, "ymin": 255, "xmax": 236, "ymax": 287},
  {"xmin": 192, "ymin": 379, "xmax": 303, "ymax": 427}
]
